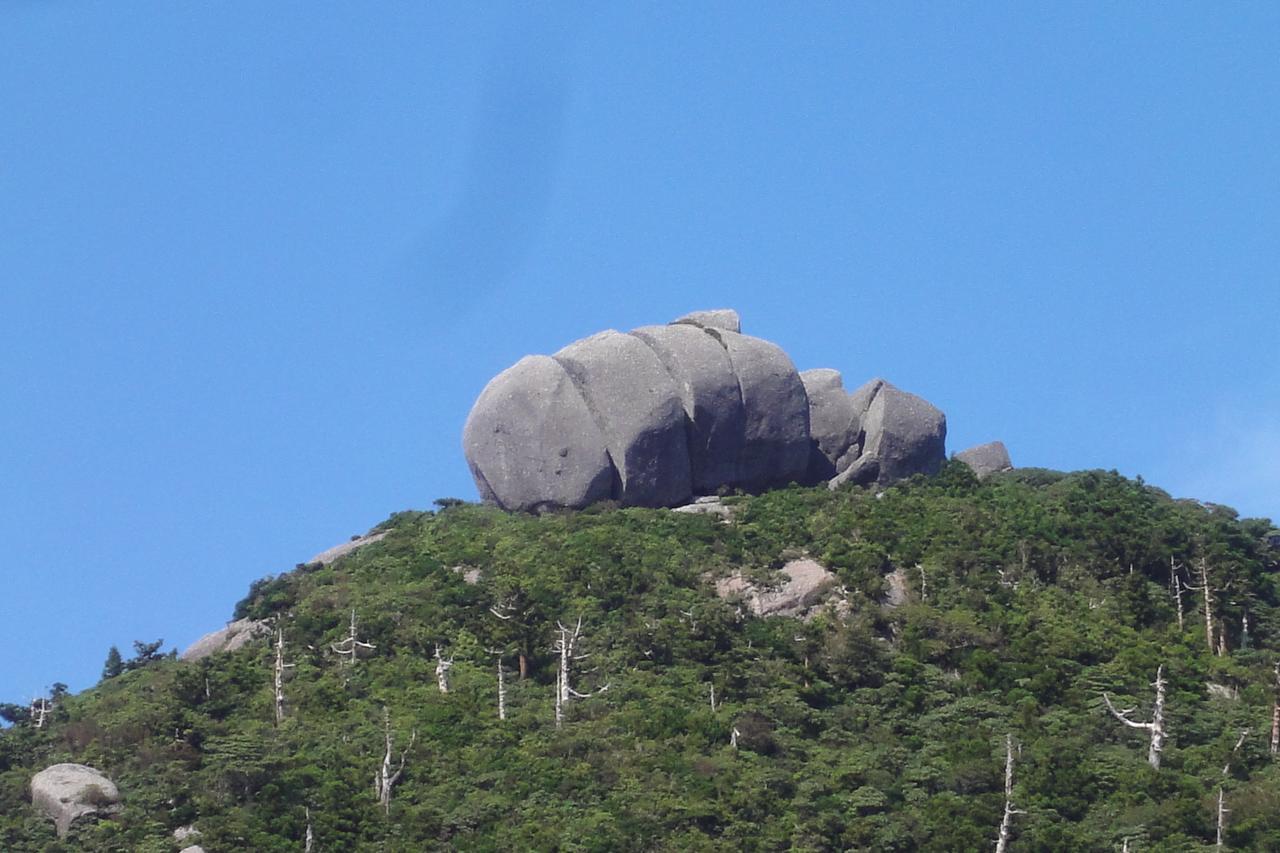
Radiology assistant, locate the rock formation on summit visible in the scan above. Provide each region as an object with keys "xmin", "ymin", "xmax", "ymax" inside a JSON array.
[
  {"xmin": 463, "ymin": 310, "xmax": 961, "ymax": 511},
  {"xmin": 954, "ymin": 441, "xmax": 1013, "ymax": 479},
  {"xmin": 31, "ymin": 763, "xmax": 121, "ymax": 837}
]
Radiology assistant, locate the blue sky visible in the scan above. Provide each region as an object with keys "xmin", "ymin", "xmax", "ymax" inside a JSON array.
[{"xmin": 2, "ymin": 4, "xmax": 1277, "ymax": 701}]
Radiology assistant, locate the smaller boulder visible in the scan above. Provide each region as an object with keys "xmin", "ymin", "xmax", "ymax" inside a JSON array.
[
  {"xmin": 31, "ymin": 763, "xmax": 120, "ymax": 838},
  {"xmin": 672, "ymin": 308, "xmax": 741, "ymax": 333},
  {"xmin": 954, "ymin": 441, "xmax": 1012, "ymax": 479},
  {"xmin": 800, "ymin": 369, "xmax": 858, "ymax": 482}
]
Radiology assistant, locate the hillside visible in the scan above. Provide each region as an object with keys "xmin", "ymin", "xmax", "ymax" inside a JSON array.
[{"xmin": 3, "ymin": 465, "xmax": 1279, "ymax": 851}]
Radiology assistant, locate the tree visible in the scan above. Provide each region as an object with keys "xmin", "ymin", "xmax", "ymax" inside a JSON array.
[
  {"xmin": 552, "ymin": 617, "xmax": 609, "ymax": 728},
  {"xmin": 374, "ymin": 706, "xmax": 416, "ymax": 814},
  {"xmin": 331, "ymin": 610, "xmax": 375, "ymax": 666},
  {"xmin": 1103, "ymin": 665, "xmax": 1168, "ymax": 769},
  {"xmin": 102, "ymin": 645, "xmax": 124, "ymax": 680},
  {"xmin": 126, "ymin": 639, "xmax": 166, "ymax": 671},
  {"xmin": 994, "ymin": 734, "xmax": 1026, "ymax": 853}
]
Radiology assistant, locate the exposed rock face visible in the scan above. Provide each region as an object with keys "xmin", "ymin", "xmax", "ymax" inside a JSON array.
[
  {"xmin": 463, "ymin": 354, "xmax": 615, "ymax": 512},
  {"xmin": 554, "ymin": 331, "xmax": 692, "ymax": 507},
  {"xmin": 631, "ymin": 324, "xmax": 746, "ymax": 493},
  {"xmin": 30, "ymin": 763, "xmax": 120, "ymax": 837},
  {"xmin": 830, "ymin": 380, "xmax": 946, "ymax": 489},
  {"xmin": 714, "ymin": 559, "xmax": 842, "ymax": 620},
  {"xmin": 954, "ymin": 441, "xmax": 1012, "ymax": 479},
  {"xmin": 801, "ymin": 369, "xmax": 858, "ymax": 481},
  {"xmin": 305, "ymin": 530, "xmax": 389, "ymax": 567},
  {"xmin": 713, "ymin": 330, "xmax": 810, "ymax": 489},
  {"xmin": 463, "ymin": 310, "xmax": 958, "ymax": 510},
  {"xmin": 180, "ymin": 618, "xmax": 271, "ymax": 662}
]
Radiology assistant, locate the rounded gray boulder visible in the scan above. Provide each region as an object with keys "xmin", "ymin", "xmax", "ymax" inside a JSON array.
[
  {"xmin": 462, "ymin": 355, "xmax": 615, "ymax": 512},
  {"xmin": 631, "ymin": 323, "xmax": 747, "ymax": 493},
  {"xmin": 954, "ymin": 440, "xmax": 1012, "ymax": 479},
  {"xmin": 708, "ymin": 329, "xmax": 810, "ymax": 489},
  {"xmin": 830, "ymin": 379, "xmax": 945, "ymax": 489},
  {"xmin": 554, "ymin": 331, "xmax": 692, "ymax": 507},
  {"xmin": 672, "ymin": 308, "xmax": 741, "ymax": 333},
  {"xmin": 800, "ymin": 368, "xmax": 858, "ymax": 482},
  {"xmin": 31, "ymin": 763, "xmax": 120, "ymax": 838}
]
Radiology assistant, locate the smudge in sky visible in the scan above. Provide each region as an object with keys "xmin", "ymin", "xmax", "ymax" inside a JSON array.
[{"xmin": 398, "ymin": 22, "xmax": 571, "ymax": 324}]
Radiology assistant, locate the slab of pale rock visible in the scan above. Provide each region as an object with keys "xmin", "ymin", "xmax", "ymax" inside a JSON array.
[
  {"xmin": 305, "ymin": 530, "xmax": 389, "ymax": 567},
  {"xmin": 801, "ymin": 368, "xmax": 858, "ymax": 482},
  {"xmin": 709, "ymin": 330, "xmax": 810, "ymax": 490},
  {"xmin": 554, "ymin": 331, "xmax": 692, "ymax": 507},
  {"xmin": 31, "ymin": 763, "xmax": 120, "ymax": 837},
  {"xmin": 954, "ymin": 441, "xmax": 1012, "ymax": 479},
  {"xmin": 631, "ymin": 323, "xmax": 747, "ymax": 492},
  {"xmin": 180, "ymin": 618, "xmax": 271, "ymax": 661},
  {"xmin": 714, "ymin": 559, "xmax": 839, "ymax": 619},
  {"xmin": 462, "ymin": 354, "xmax": 615, "ymax": 512},
  {"xmin": 672, "ymin": 308, "xmax": 741, "ymax": 333}
]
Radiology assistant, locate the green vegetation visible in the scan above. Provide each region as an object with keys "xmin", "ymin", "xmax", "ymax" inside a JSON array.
[{"xmin": 3, "ymin": 464, "xmax": 1279, "ymax": 850}]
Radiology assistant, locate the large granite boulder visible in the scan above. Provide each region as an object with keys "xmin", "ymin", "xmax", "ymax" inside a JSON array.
[
  {"xmin": 462, "ymin": 355, "xmax": 615, "ymax": 512},
  {"xmin": 713, "ymin": 558, "xmax": 843, "ymax": 620},
  {"xmin": 554, "ymin": 331, "xmax": 692, "ymax": 507},
  {"xmin": 631, "ymin": 324, "xmax": 746, "ymax": 492},
  {"xmin": 801, "ymin": 369, "xmax": 858, "ymax": 481},
  {"xmin": 672, "ymin": 308, "xmax": 740, "ymax": 333},
  {"xmin": 31, "ymin": 763, "xmax": 120, "ymax": 837},
  {"xmin": 954, "ymin": 441, "xmax": 1012, "ymax": 479},
  {"xmin": 708, "ymin": 329, "xmax": 810, "ymax": 489},
  {"xmin": 830, "ymin": 380, "xmax": 946, "ymax": 489}
]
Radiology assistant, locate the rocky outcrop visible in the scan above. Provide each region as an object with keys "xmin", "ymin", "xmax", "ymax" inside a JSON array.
[
  {"xmin": 464, "ymin": 310, "xmax": 961, "ymax": 510},
  {"xmin": 30, "ymin": 763, "xmax": 120, "ymax": 837},
  {"xmin": 180, "ymin": 618, "xmax": 271, "ymax": 661},
  {"xmin": 714, "ymin": 559, "xmax": 843, "ymax": 620},
  {"xmin": 954, "ymin": 441, "xmax": 1012, "ymax": 479},
  {"xmin": 830, "ymin": 380, "xmax": 946, "ymax": 489}
]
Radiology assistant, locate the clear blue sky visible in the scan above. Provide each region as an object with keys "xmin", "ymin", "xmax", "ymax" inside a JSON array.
[{"xmin": 2, "ymin": 4, "xmax": 1277, "ymax": 701}]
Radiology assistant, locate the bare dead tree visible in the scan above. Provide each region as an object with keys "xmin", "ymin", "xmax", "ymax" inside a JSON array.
[
  {"xmin": 1187, "ymin": 558, "xmax": 1218, "ymax": 654},
  {"xmin": 374, "ymin": 706, "xmax": 416, "ymax": 815},
  {"xmin": 1170, "ymin": 557, "xmax": 1185, "ymax": 631},
  {"xmin": 1217, "ymin": 729, "xmax": 1248, "ymax": 849},
  {"xmin": 553, "ymin": 617, "xmax": 609, "ymax": 728},
  {"xmin": 1103, "ymin": 665, "xmax": 1168, "ymax": 769},
  {"xmin": 918, "ymin": 563, "xmax": 928, "ymax": 602},
  {"xmin": 30, "ymin": 697, "xmax": 50, "ymax": 729},
  {"xmin": 489, "ymin": 599, "xmax": 530, "ymax": 679},
  {"xmin": 710, "ymin": 682, "xmax": 718, "ymax": 712},
  {"xmin": 1271, "ymin": 663, "xmax": 1280, "ymax": 758},
  {"xmin": 484, "ymin": 649, "xmax": 509, "ymax": 721},
  {"xmin": 273, "ymin": 627, "xmax": 295, "ymax": 725},
  {"xmin": 331, "ymin": 609, "xmax": 376, "ymax": 666},
  {"xmin": 994, "ymin": 733, "xmax": 1026, "ymax": 853},
  {"xmin": 433, "ymin": 645, "xmax": 454, "ymax": 694},
  {"xmin": 730, "ymin": 726, "xmax": 740, "ymax": 749},
  {"xmin": 304, "ymin": 806, "xmax": 314, "ymax": 853}
]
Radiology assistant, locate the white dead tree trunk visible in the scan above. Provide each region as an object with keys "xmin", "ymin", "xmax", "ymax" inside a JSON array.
[
  {"xmin": 374, "ymin": 706, "xmax": 416, "ymax": 815},
  {"xmin": 1103, "ymin": 665, "xmax": 1167, "ymax": 769},
  {"xmin": 304, "ymin": 806, "xmax": 314, "ymax": 853},
  {"xmin": 710, "ymin": 683, "xmax": 718, "ymax": 712},
  {"xmin": 553, "ymin": 617, "xmax": 609, "ymax": 728},
  {"xmin": 273, "ymin": 627, "xmax": 295, "ymax": 725},
  {"xmin": 730, "ymin": 726, "xmax": 740, "ymax": 749},
  {"xmin": 434, "ymin": 644, "xmax": 453, "ymax": 694},
  {"xmin": 30, "ymin": 697, "xmax": 50, "ymax": 729},
  {"xmin": 1170, "ymin": 557, "xmax": 1185, "ymax": 631},
  {"xmin": 1188, "ymin": 558, "xmax": 1218, "ymax": 654},
  {"xmin": 1271, "ymin": 663, "xmax": 1280, "ymax": 758},
  {"xmin": 1217, "ymin": 729, "xmax": 1248, "ymax": 849},
  {"xmin": 994, "ymin": 733, "xmax": 1026, "ymax": 853},
  {"xmin": 485, "ymin": 647, "xmax": 509, "ymax": 720},
  {"xmin": 331, "ymin": 609, "xmax": 376, "ymax": 665}
]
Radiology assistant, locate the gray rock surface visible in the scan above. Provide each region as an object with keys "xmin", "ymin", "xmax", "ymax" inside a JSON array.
[
  {"xmin": 180, "ymin": 618, "xmax": 271, "ymax": 662},
  {"xmin": 30, "ymin": 763, "xmax": 120, "ymax": 837},
  {"xmin": 554, "ymin": 331, "xmax": 692, "ymax": 507},
  {"xmin": 709, "ymin": 329, "xmax": 810, "ymax": 489},
  {"xmin": 672, "ymin": 308, "xmax": 741, "ymax": 333},
  {"xmin": 800, "ymin": 369, "xmax": 858, "ymax": 481},
  {"xmin": 832, "ymin": 380, "xmax": 944, "ymax": 488},
  {"xmin": 954, "ymin": 441, "xmax": 1012, "ymax": 479},
  {"xmin": 305, "ymin": 530, "xmax": 389, "ymax": 567},
  {"xmin": 462, "ymin": 354, "xmax": 615, "ymax": 512},
  {"xmin": 713, "ymin": 559, "xmax": 842, "ymax": 620},
  {"xmin": 631, "ymin": 323, "xmax": 746, "ymax": 492}
]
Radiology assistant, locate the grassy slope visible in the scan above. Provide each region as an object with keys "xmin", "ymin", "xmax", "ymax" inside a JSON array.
[{"xmin": 2, "ymin": 463, "xmax": 1279, "ymax": 851}]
